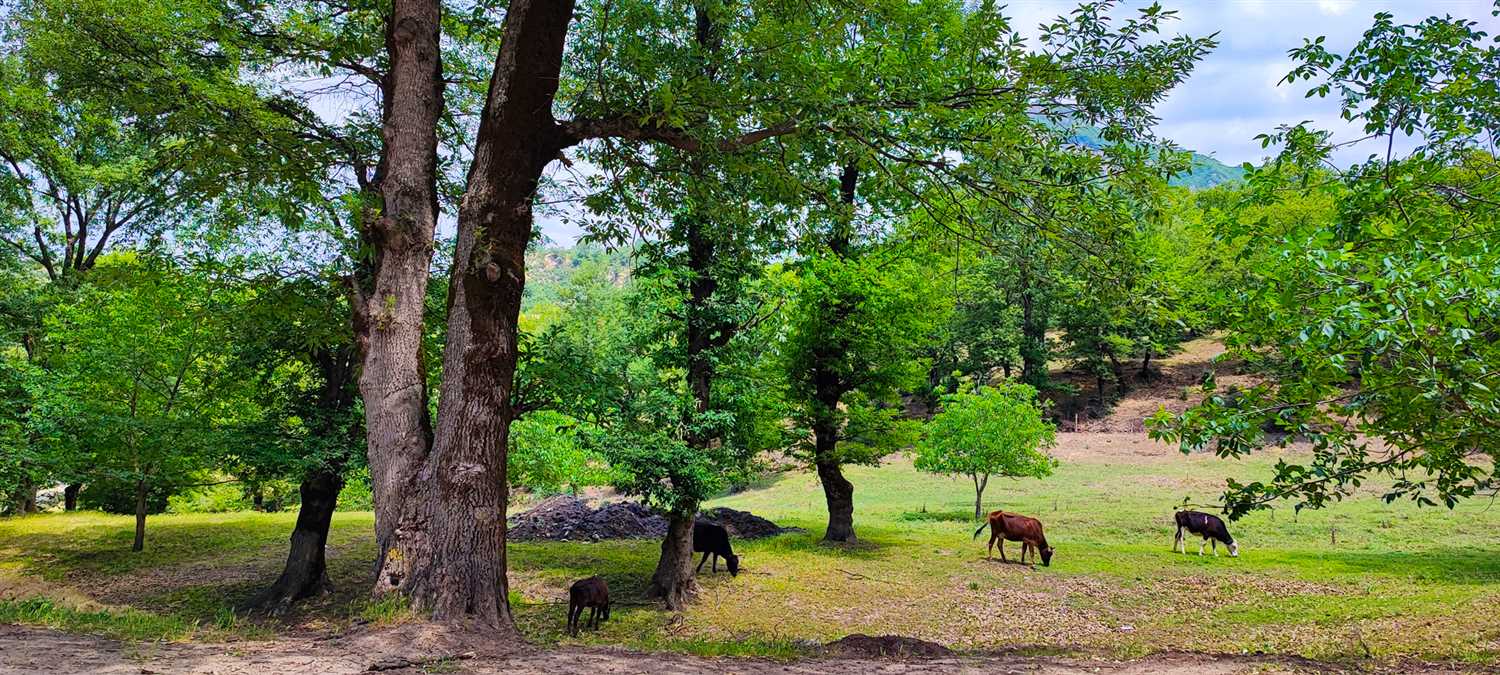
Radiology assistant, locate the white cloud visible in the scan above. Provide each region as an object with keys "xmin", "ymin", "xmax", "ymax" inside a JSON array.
[
  {"xmin": 1318, "ymin": 0, "xmax": 1356, "ymax": 16},
  {"xmin": 1235, "ymin": 0, "xmax": 1269, "ymax": 18}
]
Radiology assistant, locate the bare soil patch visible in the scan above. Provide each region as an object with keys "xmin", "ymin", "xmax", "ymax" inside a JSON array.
[
  {"xmin": 3, "ymin": 624, "xmax": 1485, "ymax": 675},
  {"xmin": 1044, "ymin": 336, "xmax": 1262, "ymax": 434},
  {"xmin": 825, "ymin": 633, "xmax": 954, "ymax": 658}
]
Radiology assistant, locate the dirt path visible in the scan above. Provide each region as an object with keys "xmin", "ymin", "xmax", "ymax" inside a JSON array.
[{"xmin": 0, "ymin": 625, "xmax": 1487, "ymax": 675}]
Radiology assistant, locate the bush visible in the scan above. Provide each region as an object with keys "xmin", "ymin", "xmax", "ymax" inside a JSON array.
[
  {"xmin": 166, "ymin": 483, "xmax": 252, "ymax": 513},
  {"xmin": 78, "ymin": 477, "xmax": 170, "ymax": 515},
  {"xmin": 336, "ymin": 468, "xmax": 374, "ymax": 511}
]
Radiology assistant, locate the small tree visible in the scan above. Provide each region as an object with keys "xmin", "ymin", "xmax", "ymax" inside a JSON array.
[{"xmin": 916, "ymin": 383, "xmax": 1057, "ymax": 519}]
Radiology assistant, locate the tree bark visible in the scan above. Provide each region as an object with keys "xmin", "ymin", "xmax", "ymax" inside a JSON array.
[
  {"xmin": 648, "ymin": 512, "xmax": 698, "ymax": 610},
  {"xmin": 817, "ymin": 456, "xmax": 857, "ymax": 542},
  {"xmin": 810, "ymin": 163, "xmax": 860, "ymax": 544},
  {"xmin": 253, "ymin": 467, "xmax": 343, "ymax": 614},
  {"xmin": 132, "ymin": 478, "xmax": 147, "ymax": 552},
  {"xmin": 354, "ymin": 0, "xmax": 444, "ymax": 568},
  {"xmin": 16, "ymin": 477, "xmax": 38, "ymax": 514},
  {"xmin": 1108, "ymin": 351, "xmax": 1127, "ymax": 392},
  {"xmin": 1019, "ymin": 264, "xmax": 1048, "ymax": 390},
  {"xmin": 972, "ymin": 473, "xmax": 989, "ymax": 520},
  {"xmin": 374, "ymin": 0, "xmax": 576, "ymax": 632},
  {"xmin": 63, "ymin": 483, "xmax": 80, "ymax": 511},
  {"xmin": 647, "ymin": 209, "xmax": 721, "ymax": 609},
  {"xmin": 256, "ymin": 340, "xmax": 358, "ymax": 614}
]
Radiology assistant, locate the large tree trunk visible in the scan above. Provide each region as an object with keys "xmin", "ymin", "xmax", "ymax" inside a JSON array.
[
  {"xmin": 810, "ymin": 163, "xmax": 860, "ymax": 544},
  {"xmin": 646, "ymin": 211, "xmax": 720, "ymax": 609},
  {"xmin": 373, "ymin": 0, "xmax": 576, "ymax": 632},
  {"xmin": 354, "ymin": 0, "xmax": 444, "ymax": 567},
  {"xmin": 817, "ymin": 455, "xmax": 857, "ymax": 543},
  {"xmin": 63, "ymin": 483, "xmax": 80, "ymax": 511},
  {"xmin": 648, "ymin": 512, "xmax": 698, "ymax": 611},
  {"xmin": 132, "ymin": 478, "xmax": 147, "ymax": 552},
  {"xmin": 253, "ymin": 467, "xmax": 343, "ymax": 614},
  {"xmin": 258, "ymin": 336, "xmax": 360, "ymax": 614}
]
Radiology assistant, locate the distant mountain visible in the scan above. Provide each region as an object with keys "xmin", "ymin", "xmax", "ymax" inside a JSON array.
[
  {"xmin": 1173, "ymin": 152, "xmax": 1246, "ymax": 189},
  {"xmin": 1065, "ymin": 126, "xmax": 1246, "ymax": 190},
  {"xmin": 522, "ymin": 244, "xmax": 632, "ymax": 311}
]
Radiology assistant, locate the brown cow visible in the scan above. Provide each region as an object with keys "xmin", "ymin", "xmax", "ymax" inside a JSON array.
[{"xmin": 971, "ymin": 510, "xmax": 1054, "ymax": 566}]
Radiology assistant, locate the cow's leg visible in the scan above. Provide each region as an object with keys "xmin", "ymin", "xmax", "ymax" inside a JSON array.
[
  {"xmin": 987, "ymin": 531, "xmax": 997, "ymax": 560},
  {"xmin": 712, "ymin": 553, "xmax": 719, "ymax": 573},
  {"xmin": 568, "ymin": 603, "xmax": 580, "ymax": 636},
  {"xmin": 1174, "ymin": 526, "xmax": 1183, "ymax": 553},
  {"xmin": 1198, "ymin": 537, "xmax": 1206, "ymax": 556},
  {"xmin": 697, "ymin": 551, "xmax": 711, "ymax": 573},
  {"xmin": 1212, "ymin": 539, "xmax": 1218, "ymax": 557},
  {"xmin": 999, "ymin": 539, "xmax": 1008, "ymax": 563}
]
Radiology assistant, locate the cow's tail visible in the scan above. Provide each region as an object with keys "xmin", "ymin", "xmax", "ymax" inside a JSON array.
[{"xmin": 972, "ymin": 520, "xmax": 989, "ymax": 541}]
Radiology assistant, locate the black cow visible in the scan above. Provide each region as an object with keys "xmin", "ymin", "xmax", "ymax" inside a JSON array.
[
  {"xmin": 693, "ymin": 520, "xmax": 740, "ymax": 576},
  {"xmin": 1174, "ymin": 510, "xmax": 1239, "ymax": 557},
  {"xmin": 566, "ymin": 575, "xmax": 610, "ymax": 636}
]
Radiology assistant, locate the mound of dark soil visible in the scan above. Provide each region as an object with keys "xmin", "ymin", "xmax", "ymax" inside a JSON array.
[
  {"xmin": 510, "ymin": 498, "xmax": 798, "ymax": 542},
  {"xmin": 508, "ymin": 496, "xmax": 667, "ymax": 541},
  {"xmin": 699, "ymin": 506, "xmax": 801, "ymax": 539},
  {"xmin": 824, "ymin": 634, "xmax": 954, "ymax": 659}
]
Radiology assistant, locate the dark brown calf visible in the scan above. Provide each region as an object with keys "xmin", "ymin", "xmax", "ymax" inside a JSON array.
[
  {"xmin": 972, "ymin": 510, "xmax": 1054, "ymax": 566},
  {"xmin": 567, "ymin": 576, "xmax": 610, "ymax": 636}
]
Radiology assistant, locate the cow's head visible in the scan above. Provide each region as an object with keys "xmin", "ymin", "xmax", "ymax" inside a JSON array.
[
  {"xmin": 1227, "ymin": 541, "xmax": 1239, "ymax": 558},
  {"xmin": 1040, "ymin": 546, "xmax": 1054, "ymax": 567},
  {"xmin": 726, "ymin": 553, "xmax": 740, "ymax": 576}
]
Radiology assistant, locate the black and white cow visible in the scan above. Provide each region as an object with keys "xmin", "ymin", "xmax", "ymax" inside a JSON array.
[{"xmin": 1174, "ymin": 510, "xmax": 1239, "ymax": 557}]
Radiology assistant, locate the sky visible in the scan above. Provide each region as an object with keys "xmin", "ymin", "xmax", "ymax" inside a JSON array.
[
  {"xmin": 538, "ymin": 0, "xmax": 1500, "ymax": 245},
  {"xmin": 1007, "ymin": 0, "xmax": 1500, "ymax": 165}
]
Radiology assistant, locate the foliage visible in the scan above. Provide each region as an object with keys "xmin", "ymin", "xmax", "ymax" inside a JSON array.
[
  {"xmin": 780, "ymin": 250, "xmax": 940, "ymax": 467},
  {"xmin": 915, "ymin": 383, "xmax": 1057, "ymax": 514},
  {"xmin": 590, "ymin": 270, "xmax": 786, "ymax": 515},
  {"xmin": 77, "ymin": 477, "xmax": 171, "ymax": 515},
  {"xmin": 43, "ymin": 257, "xmax": 251, "ymax": 506},
  {"xmin": 508, "ymin": 411, "xmax": 608, "ymax": 496},
  {"xmin": 1151, "ymin": 11, "xmax": 1500, "ymax": 517}
]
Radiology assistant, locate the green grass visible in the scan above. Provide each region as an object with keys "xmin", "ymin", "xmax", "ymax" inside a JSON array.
[{"xmin": 1, "ymin": 440, "xmax": 1497, "ymax": 664}]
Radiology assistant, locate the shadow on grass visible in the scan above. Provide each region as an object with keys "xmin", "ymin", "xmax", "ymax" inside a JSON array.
[
  {"xmin": 897, "ymin": 509, "xmax": 978, "ymax": 523},
  {"xmin": 509, "ymin": 539, "xmax": 660, "ymax": 600},
  {"xmin": 0, "ymin": 514, "xmax": 310, "ymax": 581},
  {"xmin": 0, "ymin": 513, "xmax": 381, "ymax": 636}
]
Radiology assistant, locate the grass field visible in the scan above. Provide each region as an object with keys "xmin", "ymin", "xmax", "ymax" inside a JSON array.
[{"xmin": 2, "ymin": 432, "xmax": 1497, "ymax": 665}]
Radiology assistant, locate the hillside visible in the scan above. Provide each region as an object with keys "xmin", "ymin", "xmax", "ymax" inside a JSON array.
[{"xmin": 1066, "ymin": 126, "xmax": 1246, "ymax": 189}]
